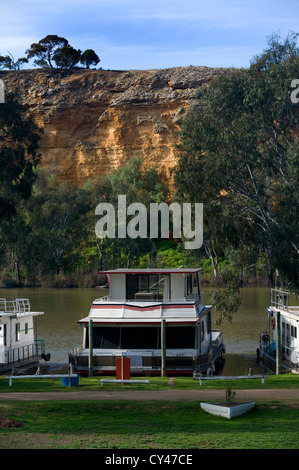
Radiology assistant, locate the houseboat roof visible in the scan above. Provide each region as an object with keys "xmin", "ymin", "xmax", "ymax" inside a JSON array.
[{"xmin": 98, "ymin": 268, "xmax": 203, "ymax": 275}]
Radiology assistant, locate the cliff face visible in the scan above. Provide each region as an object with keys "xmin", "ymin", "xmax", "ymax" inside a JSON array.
[{"xmin": 3, "ymin": 66, "xmax": 225, "ymax": 185}]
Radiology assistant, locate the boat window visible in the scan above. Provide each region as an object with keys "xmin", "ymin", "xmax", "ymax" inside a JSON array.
[
  {"xmin": 88, "ymin": 325, "xmax": 196, "ymax": 349},
  {"xmin": 91, "ymin": 327, "xmax": 121, "ymax": 349},
  {"xmin": 291, "ymin": 325, "xmax": 297, "ymax": 338},
  {"xmin": 126, "ymin": 274, "xmax": 167, "ymax": 301},
  {"xmin": 201, "ymin": 320, "xmax": 205, "ymax": 341},
  {"xmin": 206, "ymin": 311, "xmax": 211, "ymax": 333},
  {"xmin": 15, "ymin": 323, "xmax": 20, "ymax": 342},
  {"xmin": 25, "ymin": 323, "xmax": 28, "ymax": 334},
  {"xmin": 186, "ymin": 275, "xmax": 193, "ymax": 296},
  {"xmin": 186, "ymin": 273, "xmax": 200, "ymax": 301},
  {"xmin": 89, "ymin": 326, "xmax": 160, "ymax": 349},
  {"xmin": 121, "ymin": 327, "xmax": 160, "ymax": 349},
  {"xmin": 282, "ymin": 322, "xmax": 286, "ymax": 341},
  {"xmin": 166, "ymin": 326, "xmax": 195, "ymax": 349}
]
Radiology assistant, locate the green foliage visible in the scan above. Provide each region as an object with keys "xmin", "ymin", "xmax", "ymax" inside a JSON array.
[
  {"xmin": 26, "ymin": 35, "xmax": 69, "ymax": 68},
  {"xmin": 52, "ymin": 45, "xmax": 81, "ymax": 71},
  {"xmin": 0, "ymin": 158, "xmax": 177, "ymax": 285},
  {"xmin": 225, "ymin": 386, "xmax": 236, "ymax": 403},
  {"xmin": 0, "ymin": 53, "xmax": 28, "ymax": 70},
  {"xmin": 80, "ymin": 49, "xmax": 100, "ymax": 69},
  {"xmin": 175, "ymin": 31, "xmax": 299, "ymax": 293},
  {"xmin": 25, "ymin": 35, "xmax": 100, "ymax": 72},
  {"xmin": 0, "ymin": 91, "xmax": 41, "ymax": 221}
]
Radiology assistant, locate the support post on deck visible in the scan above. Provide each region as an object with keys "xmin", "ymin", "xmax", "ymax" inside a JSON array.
[
  {"xmin": 276, "ymin": 311, "xmax": 281, "ymax": 375},
  {"xmin": 161, "ymin": 319, "xmax": 166, "ymax": 377},
  {"xmin": 89, "ymin": 319, "xmax": 93, "ymax": 377}
]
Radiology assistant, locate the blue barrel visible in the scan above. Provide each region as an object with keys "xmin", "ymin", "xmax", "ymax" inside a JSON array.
[
  {"xmin": 61, "ymin": 375, "xmax": 79, "ymax": 386},
  {"xmin": 70, "ymin": 375, "xmax": 79, "ymax": 386}
]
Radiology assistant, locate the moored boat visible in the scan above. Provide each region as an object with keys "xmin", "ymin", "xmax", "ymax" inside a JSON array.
[
  {"xmin": 69, "ymin": 267, "xmax": 225, "ymax": 376},
  {"xmin": 0, "ymin": 298, "xmax": 49, "ymax": 374},
  {"xmin": 257, "ymin": 288, "xmax": 299, "ymax": 373}
]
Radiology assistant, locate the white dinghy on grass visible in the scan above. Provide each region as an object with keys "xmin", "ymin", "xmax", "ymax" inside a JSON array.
[{"xmin": 200, "ymin": 401, "xmax": 256, "ymax": 419}]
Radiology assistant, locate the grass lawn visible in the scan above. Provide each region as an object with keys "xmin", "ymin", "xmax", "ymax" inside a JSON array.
[
  {"xmin": 0, "ymin": 373, "xmax": 299, "ymax": 449},
  {"xmin": 1, "ymin": 399, "xmax": 299, "ymax": 449},
  {"xmin": 0, "ymin": 372, "xmax": 299, "ymax": 392}
]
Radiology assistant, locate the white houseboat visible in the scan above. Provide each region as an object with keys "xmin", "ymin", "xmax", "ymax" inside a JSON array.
[
  {"xmin": 0, "ymin": 298, "xmax": 48, "ymax": 374},
  {"xmin": 69, "ymin": 268, "xmax": 225, "ymax": 376},
  {"xmin": 258, "ymin": 289, "xmax": 299, "ymax": 373}
]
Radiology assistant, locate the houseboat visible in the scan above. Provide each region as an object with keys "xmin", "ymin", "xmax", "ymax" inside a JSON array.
[
  {"xmin": 0, "ymin": 298, "xmax": 48, "ymax": 374},
  {"xmin": 258, "ymin": 288, "xmax": 299, "ymax": 373},
  {"xmin": 69, "ymin": 268, "xmax": 225, "ymax": 376}
]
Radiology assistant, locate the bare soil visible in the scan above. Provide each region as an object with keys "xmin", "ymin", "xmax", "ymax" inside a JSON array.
[{"xmin": 0, "ymin": 388, "xmax": 298, "ymax": 403}]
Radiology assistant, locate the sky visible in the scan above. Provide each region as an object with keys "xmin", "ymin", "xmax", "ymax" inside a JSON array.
[{"xmin": 0, "ymin": 0, "xmax": 298, "ymax": 70}]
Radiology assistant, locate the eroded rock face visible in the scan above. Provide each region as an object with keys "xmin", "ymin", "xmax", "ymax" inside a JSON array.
[{"xmin": 2, "ymin": 66, "xmax": 226, "ymax": 185}]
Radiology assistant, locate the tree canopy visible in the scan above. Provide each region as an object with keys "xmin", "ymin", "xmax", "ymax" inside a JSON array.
[
  {"xmin": 0, "ymin": 91, "xmax": 42, "ymax": 221},
  {"xmin": 24, "ymin": 35, "xmax": 100, "ymax": 71},
  {"xmin": 80, "ymin": 49, "xmax": 100, "ymax": 69},
  {"xmin": 26, "ymin": 35, "xmax": 69, "ymax": 69}
]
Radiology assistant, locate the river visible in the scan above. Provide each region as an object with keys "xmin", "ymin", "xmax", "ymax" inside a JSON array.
[{"xmin": 0, "ymin": 286, "xmax": 272, "ymax": 376}]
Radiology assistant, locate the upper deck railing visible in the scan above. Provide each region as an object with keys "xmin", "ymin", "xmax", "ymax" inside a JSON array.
[
  {"xmin": 94, "ymin": 293, "xmax": 201, "ymax": 304},
  {"xmin": 0, "ymin": 298, "xmax": 31, "ymax": 315},
  {"xmin": 270, "ymin": 289, "xmax": 290, "ymax": 310}
]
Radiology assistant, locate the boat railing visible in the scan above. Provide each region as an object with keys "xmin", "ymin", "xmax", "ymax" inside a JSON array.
[
  {"xmin": 270, "ymin": 289, "xmax": 289, "ymax": 310},
  {"xmin": 94, "ymin": 294, "xmax": 200, "ymax": 304},
  {"xmin": 0, "ymin": 340, "xmax": 45, "ymax": 367},
  {"xmin": 0, "ymin": 298, "xmax": 31, "ymax": 315}
]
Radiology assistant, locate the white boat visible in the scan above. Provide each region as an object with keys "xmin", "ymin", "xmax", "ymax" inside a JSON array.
[
  {"xmin": 200, "ymin": 401, "xmax": 255, "ymax": 419},
  {"xmin": 69, "ymin": 268, "xmax": 225, "ymax": 376},
  {"xmin": 258, "ymin": 288, "xmax": 299, "ymax": 373},
  {"xmin": 0, "ymin": 298, "xmax": 49, "ymax": 374}
]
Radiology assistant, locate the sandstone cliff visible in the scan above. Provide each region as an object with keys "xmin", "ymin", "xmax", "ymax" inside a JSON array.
[{"xmin": 2, "ymin": 66, "xmax": 226, "ymax": 185}]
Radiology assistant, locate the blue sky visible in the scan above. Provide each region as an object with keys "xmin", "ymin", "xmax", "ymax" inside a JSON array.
[{"xmin": 0, "ymin": 0, "xmax": 298, "ymax": 70}]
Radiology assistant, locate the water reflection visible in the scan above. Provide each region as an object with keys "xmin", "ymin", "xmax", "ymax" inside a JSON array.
[{"xmin": 0, "ymin": 286, "xmax": 271, "ymax": 375}]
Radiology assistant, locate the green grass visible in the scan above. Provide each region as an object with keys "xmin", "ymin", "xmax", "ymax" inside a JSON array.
[
  {"xmin": 1, "ymin": 373, "xmax": 299, "ymax": 449},
  {"xmin": 0, "ymin": 372, "xmax": 298, "ymax": 393},
  {"xmin": 1, "ymin": 399, "xmax": 299, "ymax": 449}
]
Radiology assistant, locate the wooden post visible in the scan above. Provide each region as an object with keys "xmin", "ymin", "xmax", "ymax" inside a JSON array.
[
  {"xmin": 89, "ymin": 319, "xmax": 93, "ymax": 377},
  {"xmin": 161, "ymin": 319, "xmax": 166, "ymax": 377},
  {"xmin": 276, "ymin": 311, "xmax": 281, "ymax": 375}
]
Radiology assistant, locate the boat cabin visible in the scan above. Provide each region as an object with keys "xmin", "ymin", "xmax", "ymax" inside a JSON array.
[
  {"xmin": 69, "ymin": 268, "xmax": 225, "ymax": 376},
  {"xmin": 0, "ymin": 298, "xmax": 46, "ymax": 373}
]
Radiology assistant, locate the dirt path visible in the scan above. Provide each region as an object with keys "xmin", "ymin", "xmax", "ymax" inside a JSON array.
[{"xmin": 0, "ymin": 388, "xmax": 299, "ymax": 403}]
